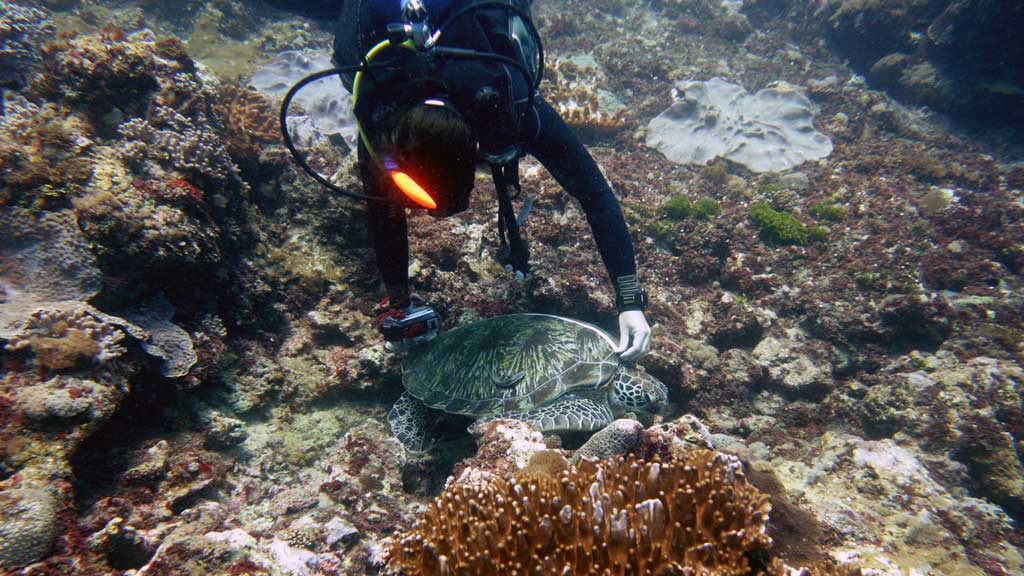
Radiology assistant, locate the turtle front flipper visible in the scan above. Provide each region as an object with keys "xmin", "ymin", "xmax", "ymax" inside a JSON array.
[
  {"xmin": 489, "ymin": 394, "xmax": 614, "ymax": 434},
  {"xmin": 388, "ymin": 392, "xmax": 434, "ymax": 453}
]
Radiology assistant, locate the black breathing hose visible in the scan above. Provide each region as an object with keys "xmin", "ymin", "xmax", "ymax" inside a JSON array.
[{"xmin": 278, "ymin": 65, "xmax": 388, "ymax": 203}]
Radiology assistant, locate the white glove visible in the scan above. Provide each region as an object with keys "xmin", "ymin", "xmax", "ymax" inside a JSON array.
[{"xmin": 614, "ymin": 310, "xmax": 651, "ymax": 362}]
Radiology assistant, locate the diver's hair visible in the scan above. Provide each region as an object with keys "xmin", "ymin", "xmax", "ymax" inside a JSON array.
[{"xmin": 382, "ymin": 103, "xmax": 477, "ymax": 191}]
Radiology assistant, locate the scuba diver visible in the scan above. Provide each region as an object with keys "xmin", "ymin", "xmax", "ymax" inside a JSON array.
[{"xmin": 267, "ymin": 0, "xmax": 652, "ymax": 361}]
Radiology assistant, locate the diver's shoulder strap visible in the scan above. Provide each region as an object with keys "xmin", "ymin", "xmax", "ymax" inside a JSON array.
[{"xmin": 491, "ymin": 160, "xmax": 530, "ymax": 275}]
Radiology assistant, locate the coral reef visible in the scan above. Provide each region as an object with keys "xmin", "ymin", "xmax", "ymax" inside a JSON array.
[
  {"xmin": 15, "ymin": 375, "xmax": 118, "ymax": 427},
  {"xmin": 544, "ymin": 56, "xmax": 633, "ymax": 142},
  {"xmin": 117, "ymin": 106, "xmax": 240, "ymax": 189},
  {"xmin": 0, "ymin": 1, "xmax": 1018, "ymax": 575},
  {"xmin": 0, "ymin": 487, "xmax": 59, "ymax": 570},
  {"xmin": 0, "ymin": 207, "xmax": 101, "ymax": 329},
  {"xmin": 646, "ymin": 78, "xmax": 833, "ymax": 173},
  {"xmin": 212, "ymin": 84, "xmax": 280, "ymax": 160},
  {"xmin": 32, "ymin": 28, "xmax": 160, "ymax": 116},
  {"xmin": 816, "ymin": 0, "xmax": 1024, "ymax": 128},
  {"xmin": 386, "ymin": 451, "xmax": 773, "ymax": 575},
  {"xmin": 0, "ymin": 2, "xmax": 55, "ymax": 89},
  {"xmin": 249, "ymin": 50, "xmax": 357, "ymax": 145},
  {"xmin": 33, "ymin": 30, "xmax": 243, "ymax": 189},
  {"xmin": 120, "ymin": 295, "xmax": 197, "ymax": 379},
  {"xmin": 452, "ymin": 419, "xmax": 549, "ymax": 486},
  {"xmin": 5, "ymin": 307, "xmax": 126, "ymax": 371},
  {"xmin": 0, "ymin": 95, "xmax": 94, "ymax": 208}
]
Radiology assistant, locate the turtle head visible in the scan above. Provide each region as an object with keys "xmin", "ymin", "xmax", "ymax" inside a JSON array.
[{"xmin": 609, "ymin": 369, "xmax": 668, "ymax": 415}]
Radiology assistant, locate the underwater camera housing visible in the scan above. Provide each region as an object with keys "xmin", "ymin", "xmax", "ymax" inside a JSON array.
[{"xmin": 380, "ymin": 305, "xmax": 440, "ymax": 343}]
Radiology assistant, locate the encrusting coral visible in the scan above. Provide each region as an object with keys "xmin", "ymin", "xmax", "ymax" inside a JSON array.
[
  {"xmin": 386, "ymin": 450, "xmax": 773, "ymax": 576},
  {"xmin": 5, "ymin": 307, "xmax": 126, "ymax": 371},
  {"xmin": 544, "ymin": 57, "xmax": 632, "ymax": 141}
]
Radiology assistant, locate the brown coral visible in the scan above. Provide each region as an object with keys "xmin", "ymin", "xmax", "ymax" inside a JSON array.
[
  {"xmin": 0, "ymin": 95, "xmax": 94, "ymax": 207},
  {"xmin": 212, "ymin": 84, "xmax": 279, "ymax": 160},
  {"xmin": 5, "ymin": 307, "xmax": 126, "ymax": 372},
  {"xmin": 544, "ymin": 59, "xmax": 633, "ymax": 142},
  {"xmin": 386, "ymin": 450, "xmax": 772, "ymax": 575},
  {"xmin": 32, "ymin": 30, "xmax": 160, "ymax": 116}
]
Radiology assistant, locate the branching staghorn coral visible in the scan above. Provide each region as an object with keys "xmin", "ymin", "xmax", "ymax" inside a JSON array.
[
  {"xmin": 212, "ymin": 84, "xmax": 280, "ymax": 160},
  {"xmin": 119, "ymin": 103, "xmax": 241, "ymax": 189},
  {"xmin": 386, "ymin": 450, "xmax": 773, "ymax": 576}
]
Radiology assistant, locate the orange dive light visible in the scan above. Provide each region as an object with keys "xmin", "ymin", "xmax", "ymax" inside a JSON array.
[{"xmin": 384, "ymin": 156, "xmax": 437, "ymax": 210}]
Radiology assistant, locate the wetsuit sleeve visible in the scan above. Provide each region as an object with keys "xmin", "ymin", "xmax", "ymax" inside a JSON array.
[
  {"xmin": 359, "ymin": 141, "xmax": 411, "ymax": 301},
  {"xmin": 524, "ymin": 98, "xmax": 637, "ymax": 284}
]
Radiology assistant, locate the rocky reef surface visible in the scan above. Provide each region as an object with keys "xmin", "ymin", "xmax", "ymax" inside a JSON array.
[
  {"xmin": 748, "ymin": 0, "xmax": 1024, "ymax": 131},
  {"xmin": 0, "ymin": 0, "xmax": 1021, "ymax": 575}
]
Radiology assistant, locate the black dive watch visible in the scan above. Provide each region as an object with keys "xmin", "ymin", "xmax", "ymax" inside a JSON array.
[{"xmin": 614, "ymin": 275, "xmax": 648, "ymax": 312}]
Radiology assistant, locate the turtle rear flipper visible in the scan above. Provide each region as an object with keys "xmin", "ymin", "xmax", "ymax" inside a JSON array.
[
  {"xmin": 388, "ymin": 392, "xmax": 434, "ymax": 453},
  {"xmin": 478, "ymin": 394, "xmax": 614, "ymax": 434}
]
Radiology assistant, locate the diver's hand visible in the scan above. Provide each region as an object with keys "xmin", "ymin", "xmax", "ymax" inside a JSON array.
[{"xmin": 614, "ymin": 310, "xmax": 651, "ymax": 362}]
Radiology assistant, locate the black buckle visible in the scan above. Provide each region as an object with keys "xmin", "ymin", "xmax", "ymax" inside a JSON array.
[{"xmin": 614, "ymin": 275, "xmax": 647, "ymax": 312}]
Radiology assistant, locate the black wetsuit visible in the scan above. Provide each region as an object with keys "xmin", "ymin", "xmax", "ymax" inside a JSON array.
[{"xmin": 265, "ymin": 0, "xmax": 637, "ymax": 301}]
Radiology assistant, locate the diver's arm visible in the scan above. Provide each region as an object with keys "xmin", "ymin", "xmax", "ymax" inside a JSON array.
[
  {"xmin": 525, "ymin": 98, "xmax": 651, "ymax": 360},
  {"xmin": 360, "ymin": 143, "xmax": 411, "ymax": 302},
  {"xmin": 524, "ymin": 98, "xmax": 637, "ymax": 288}
]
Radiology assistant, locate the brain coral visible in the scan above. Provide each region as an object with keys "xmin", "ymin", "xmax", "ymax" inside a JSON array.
[
  {"xmin": 646, "ymin": 78, "xmax": 833, "ymax": 173},
  {"xmin": 0, "ymin": 488, "xmax": 58, "ymax": 570},
  {"xmin": 386, "ymin": 450, "xmax": 773, "ymax": 575}
]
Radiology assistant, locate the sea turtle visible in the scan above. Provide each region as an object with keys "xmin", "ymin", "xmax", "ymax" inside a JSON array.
[{"xmin": 387, "ymin": 313, "xmax": 669, "ymax": 452}]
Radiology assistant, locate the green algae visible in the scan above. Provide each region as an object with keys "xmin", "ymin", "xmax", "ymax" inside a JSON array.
[
  {"xmin": 808, "ymin": 201, "xmax": 847, "ymax": 222},
  {"xmin": 749, "ymin": 202, "xmax": 828, "ymax": 245},
  {"xmin": 658, "ymin": 195, "xmax": 693, "ymax": 220},
  {"xmin": 657, "ymin": 195, "xmax": 721, "ymax": 221}
]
